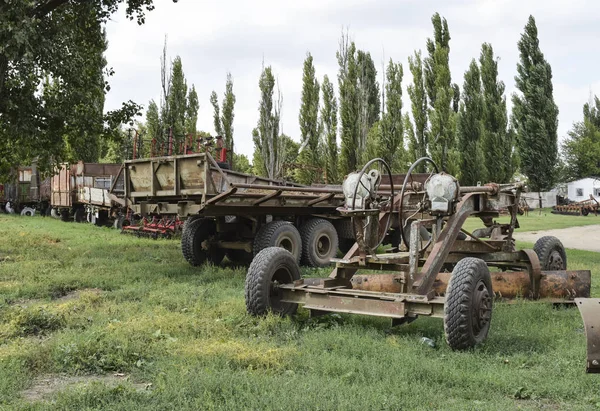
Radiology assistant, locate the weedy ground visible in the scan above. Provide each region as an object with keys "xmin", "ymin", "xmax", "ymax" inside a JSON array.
[{"xmin": 0, "ymin": 212, "xmax": 599, "ymax": 410}]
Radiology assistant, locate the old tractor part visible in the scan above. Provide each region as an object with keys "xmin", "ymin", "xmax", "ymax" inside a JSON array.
[
  {"xmin": 121, "ymin": 215, "xmax": 183, "ymax": 239},
  {"xmin": 299, "ymin": 218, "xmax": 339, "ymax": 268},
  {"xmin": 253, "ymin": 221, "xmax": 303, "ymax": 264},
  {"xmin": 552, "ymin": 195, "xmax": 599, "ymax": 216},
  {"xmin": 575, "ymin": 298, "xmax": 600, "ymax": 373},
  {"xmin": 245, "ymin": 157, "xmax": 592, "ymax": 352}
]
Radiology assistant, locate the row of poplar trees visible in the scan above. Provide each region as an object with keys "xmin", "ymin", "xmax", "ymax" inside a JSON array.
[{"xmin": 252, "ymin": 13, "xmax": 559, "ymax": 195}]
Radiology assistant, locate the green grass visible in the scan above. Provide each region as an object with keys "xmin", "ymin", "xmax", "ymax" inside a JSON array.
[
  {"xmin": 463, "ymin": 207, "xmax": 600, "ymax": 233},
  {"xmin": 0, "ymin": 215, "xmax": 599, "ymax": 410}
]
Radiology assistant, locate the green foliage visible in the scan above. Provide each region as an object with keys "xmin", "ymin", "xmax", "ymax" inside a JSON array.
[
  {"xmin": 0, "ymin": 1, "xmax": 163, "ymax": 176},
  {"xmin": 145, "ymin": 100, "xmax": 161, "ymax": 144},
  {"xmin": 297, "ymin": 53, "xmax": 321, "ymax": 185},
  {"xmin": 561, "ymin": 96, "xmax": 600, "ymax": 182},
  {"xmin": 185, "ymin": 85, "xmax": 199, "ymax": 136},
  {"xmin": 378, "ymin": 59, "xmax": 404, "ymax": 171},
  {"xmin": 232, "ymin": 153, "xmax": 252, "ymax": 174},
  {"xmin": 457, "ymin": 60, "xmax": 486, "ymax": 185},
  {"xmin": 357, "ymin": 50, "xmax": 380, "ymax": 156},
  {"xmin": 480, "ymin": 43, "xmax": 512, "ymax": 183},
  {"xmin": 210, "ymin": 73, "xmax": 236, "ymax": 165},
  {"xmin": 253, "ymin": 66, "xmax": 284, "ymax": 179},
  {"xmin": 562, "ymin": 119, "xmax": 600, "ymax": 181},
  {"xmin": 424, "ymin": 13, "xmax": 456, "ymax": 173},
  {"xmin": 407, "ymin": 51, "xmax": 429, "ymax": 171},
  {"xmin": 337, "ymin": 32, "xmax": 360, "ymax": 175},
  {"xmin": 165, "ymin": 57, "xmax": 188, "ymax": 140},
  {"xmin": 512, "ymin": 15, "xmax": 559, "ymax": 191},
  {"xmin": 320, "ymin": 75, "xmax": 339, "ymax": 183}
]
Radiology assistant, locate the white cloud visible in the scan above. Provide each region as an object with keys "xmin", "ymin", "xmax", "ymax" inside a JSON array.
[{"xmin": 104, "ymin": 0, "xmax": 600, "ymax": 158}]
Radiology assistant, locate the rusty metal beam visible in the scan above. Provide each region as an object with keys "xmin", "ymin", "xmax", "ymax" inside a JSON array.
[
  {"xmin": 349, "ymin": 270, "xmax": 590, "ymax": 300},
  {"xmin": 252, "ymin": 190, "xmax": 282, "ymax": 206},
  {"xmin": 205, "ymin": 187, "xmax": 238, "ymax": 205}
]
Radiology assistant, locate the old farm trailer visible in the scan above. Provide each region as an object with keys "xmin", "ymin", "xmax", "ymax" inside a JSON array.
[
  {"xmin": 1, "ymin": 163, "xmax": 50, "ymax": 216},
  {"xmin": 245, "ymin": 158, "xmax": 593, "ymax": 360},
  {"xmin": 51, "ymin": 162, "xmax": 123, "ymax": 225},
  {"xmin": 116, "ymin": 152, "xmax": 352, "ymax": 267}
]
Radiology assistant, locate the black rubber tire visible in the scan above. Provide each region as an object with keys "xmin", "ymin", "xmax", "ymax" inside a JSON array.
[
  {"xmin": 299, "ymin": 218, "xmax": 338, "ymax": 267},
  {"xmin": 334, "ymin": 219, "xmax": 355, "ymax": 240},
  {"xmin": 73, "ymin": 208, "xmax": 85, "ymax": 223},
  {"xmin": 245, "ymin": 247, "xmax": 301, "ymax": 316},
  {"xmin": 533, "ymin": 236, "xmax": 567, "ymax": 270},
  {"xmin": 50, "ymin": 208, "xmax": 60, "ymax": 219},
  {"xmin": 338, "ymin": 238, "xmax": 355, "ymax": 255},
  {"xmin": 226, "ymin": 249, "xmax": 254, "ymax": 266},
  {"xmin": 182, "ymin": 218, "xmax": 225, "ymax": 266},
  {"xmin": 60, "ymin": 209, "xmax": 70, "ymax": 222},
  {"xmin": 180, "ymin": 216, "xmax": 203, "ymax": 258},
  {"xmin": 253, "ymin": 221, "xmax": 302, "ymax": 264},
  {"xmin": 581, "ymin": 208, "xmax": 590, "ymax": 216},
  {"xmin": 444, "ymin": 257, "xmax": 493, "ymax": 350}
]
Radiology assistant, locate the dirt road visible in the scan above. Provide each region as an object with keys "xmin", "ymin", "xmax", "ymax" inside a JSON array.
[{"xmin": 515, "ymin": 225, "xmax": 600, "ymax": 252}]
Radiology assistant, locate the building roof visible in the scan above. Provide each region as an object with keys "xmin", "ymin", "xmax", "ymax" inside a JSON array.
[{"xmin": 567, "ymin": 176, "xmax": 600, "ymax": 184}]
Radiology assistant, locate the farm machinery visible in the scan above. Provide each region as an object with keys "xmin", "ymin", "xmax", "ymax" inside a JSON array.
[
  {"xmin": 115, "ymin": 151, "xmax": 351, "ymax": 266},
  {"xmin": 552, "ymin": 195, "xmax": 599, "ymax": 216},
  {"xmin": 246, "ymin": 157, "xmax": 595, "ymax": 366}
]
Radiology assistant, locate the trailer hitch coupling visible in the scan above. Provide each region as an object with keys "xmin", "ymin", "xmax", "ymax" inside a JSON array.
[{"xmin": 575, "ymin": 298, "xmax": 600, "ymax": 373}]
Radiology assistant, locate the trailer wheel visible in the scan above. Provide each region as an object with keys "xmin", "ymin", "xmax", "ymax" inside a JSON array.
[
  {"xmin": 444, "ymin": 257, "xmax": 493, "ymax": 350},
  {"xmin": 50, "ymin": 208, "xmax": 59, "ymax": 219},
  {"xmin": 582, "ymin": 208, "xmax": 590, "ymax": 216},
  {"xmin": 226, "ymin": 249, "xmax": 254, "ymax": 266},
  {"xmin": 182, "ymin": 218, "xmax": 224, "ymax": 266},
  {"xmin": 60, "ymin": 209, "xmax": 70, "ymax": 222},
  {"xmin": 20, "ymin": 207, "xmax": 35, "ymax": 217},
  {"xmin": 533, "ymin": 236, "xmax": 567, "ymax": 270},
  {"xmin": 245, "ymin": 247, "xmax": 301, "ymax": 316},
  {"xmin": 299, "ymin": 218, "xmax": 338, "ymax": 268},
  {"xmin": 73, "ymin": 208, "xmax": 85, "ymax": 223},
  {"xmin": 5, "ymin": 202, "xmax": 15, "ymax": 214},
  {"xmin": 253, "ymin": 221, "xmax": 302, "ymax": 264},
  {"xmin": 113, "ymin": 215, "xmax": 131, "ymax": 229}
]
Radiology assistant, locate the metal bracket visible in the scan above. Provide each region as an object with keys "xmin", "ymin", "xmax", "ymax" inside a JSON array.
[{"xmin": 575, "ymin": 298, "xmax": 600, "ymax": 373}]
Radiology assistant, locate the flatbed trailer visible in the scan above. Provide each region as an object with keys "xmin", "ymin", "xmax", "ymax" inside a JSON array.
[{"xmin": 115, "ymin": 152, "xmax": 355, "ymax": 267}]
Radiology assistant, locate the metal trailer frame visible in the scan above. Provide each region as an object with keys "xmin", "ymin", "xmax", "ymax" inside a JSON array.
[
  {"xmin": 275, "ymin": 184, "xmax": 590, "ymax": 322},
  {"xmin": 1, "ymin": 163, "xmax": 50, "ymax": 215}
]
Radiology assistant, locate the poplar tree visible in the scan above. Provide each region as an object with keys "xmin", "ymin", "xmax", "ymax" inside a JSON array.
[
  {"xmin": 480, "ymin": 43, "xmax": 510, "ymax": 182},
  {"xmin": 166, "ymin": 57, "xmax": 187, "ymax": 139},
  {"xmin": 297, "ymin": 53, "xmax": 320, "ymax": 184},
  {"xmin": 424, "ymin": 13, "xmax": 455, "ymax": 172},
  {"xmin": 379, "ymin": 59, "xmax": 404, "ymax": 170},
  {"xmin": 357, "ymin": 50, "xmax": 380, "ymax": 161},
  {"xmin": 457, "ymin": 60, "xmax": 486, "ymax": 185},
  {"xmin": 321, "ymin": 75, "xmax": 338, "ymax": 183},
  {"xmin": 407, "ymin": 50, "xmax": 428, "ymax": 170},
  {"xmin": 337, "ymin": 32, "xmax": 360, "ymax": 174},
  {"xmin": 185, "ymin": 85, "xmax": 199, "ymax": 136},
  {"xmin": 512, "ymin": 15, "xmax": 559, "ymax": 199},
  {"xmin": 210, "ymin": 73, "xmax": 236, "ymax": 165},
  {"xmin": 253, "ymin": 65, "xmax": 284, "ymax": 179}
]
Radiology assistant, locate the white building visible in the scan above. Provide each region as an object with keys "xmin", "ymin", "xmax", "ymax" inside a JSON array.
[{"xmin": 566, "ymin": 177, "xmax": 600, "ymax": 201}]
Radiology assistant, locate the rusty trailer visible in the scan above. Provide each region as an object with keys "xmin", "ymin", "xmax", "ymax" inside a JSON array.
[
  {"xmin": 50, "ymin": 161, "xmax": 123, "ymax": 225},
  {"xmin": 1, "ymin": 162, "xmax": 50, "ymax": 216},
  {"xmin": 245, "ymin": 157, "xmax": 592, "ymax": 356},
  {"xmin": 116, "ymin": 152, "xmax": 350, "ymax": 267},
  {"xmin": 552, "ymin": 195, "xmax": 600, "ymax": 216}
]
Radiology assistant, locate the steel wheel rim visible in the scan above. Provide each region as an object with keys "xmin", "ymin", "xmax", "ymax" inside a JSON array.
[
  {"xmin": 315, "ymin": 234, "xmax": 331, "ymax": 258},
  {"xmin": 472, "ymin": 279, "xmax": 492, "ymax": 336},
  {"xmin": 548, "ymin": 250, "xmax": 564, "ymax": 270}
]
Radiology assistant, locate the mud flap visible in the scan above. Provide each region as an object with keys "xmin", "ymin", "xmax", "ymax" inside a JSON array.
[{"xmin": 575, "ymin": 298, "xmax": 600, "ymax": 373}]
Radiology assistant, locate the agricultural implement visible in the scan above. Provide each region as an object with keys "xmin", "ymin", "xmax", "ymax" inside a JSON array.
[
  {"xmin": 246, "ymin": 158, "xmax": 593, "ymax": 356},
  {"xmin": 1, "ymin": 162, "xmax": 50, "ymax": 216},
  {"xmin": 115, "ymin": 152, "xmax": 351, "ymax": 267},
  {"xmin": 552, "ymin": 195, "xmax": 599, "ymax": 216}
]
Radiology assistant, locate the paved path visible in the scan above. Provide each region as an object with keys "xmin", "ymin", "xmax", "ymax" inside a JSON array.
[{"xmin": 515, "ymin": 225, "xmax": 600, "ymax": 252}]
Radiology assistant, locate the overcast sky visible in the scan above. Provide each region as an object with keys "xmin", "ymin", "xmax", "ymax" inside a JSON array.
[{"xmin": 104, "ymin": 0, "xmax": 600, "ymax": 158}]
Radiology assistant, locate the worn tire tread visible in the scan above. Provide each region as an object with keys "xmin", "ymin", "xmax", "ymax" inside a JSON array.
[
  {"xmin": 533, "ymin": 236, "xmax": 567, "ymax": 270},
  {"xmin": 299, "ymin": 218, "xmax": 338, "ymax": 267}
]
